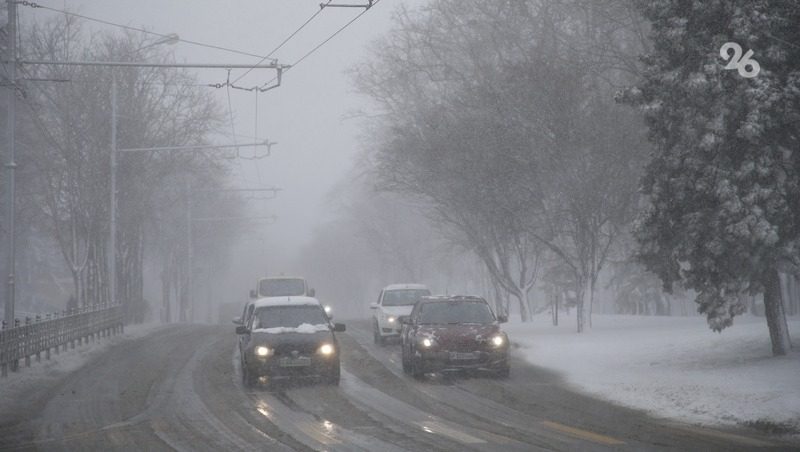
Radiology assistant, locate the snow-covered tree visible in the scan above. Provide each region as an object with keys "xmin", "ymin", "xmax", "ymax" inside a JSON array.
[
  {"xmin": 622, "ymin": 0, "xmax": 800, "ymax": 355},
  {"xmin": 356, "ymin": 0, "xmax": 648, "ymax": 328},
  {"xmin": 20, "ymin": 19, "xmax": 226, "ymax": 322}
]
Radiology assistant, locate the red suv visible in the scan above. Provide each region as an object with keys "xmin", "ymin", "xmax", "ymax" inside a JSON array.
[{"xmin": 400, "ymin": 295, "xmax": 509, "ymax": 379}]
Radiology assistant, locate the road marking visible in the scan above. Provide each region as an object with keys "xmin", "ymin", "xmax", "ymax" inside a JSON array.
[
  {"xmin": 416, "ymin": 421, "xmax": 486, "ymax": 444},
  {"xmin": 542, "ymin": 420, "xmax": 625, "ymax": 446}
]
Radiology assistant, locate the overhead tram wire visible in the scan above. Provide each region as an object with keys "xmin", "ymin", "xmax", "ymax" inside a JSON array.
[
  {"xmin": 13, "ymin": 21, "xmax": 272, "ymax": 204},
  {"xmin": 230, "ymin": 1, "xmax": 332, "ymax": 87},
  {"xmin": 256, "ymin": 0, "xmax": 381, "ymax": 92},
  {"xmin": 17, "ymin": 1, "xmax": 273, "ymax": 61},
  {"xmin": 224, "ymin": 69, "xmax": 252, "ymax": 189}
]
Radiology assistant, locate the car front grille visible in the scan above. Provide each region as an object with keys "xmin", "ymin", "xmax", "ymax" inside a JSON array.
[{"xmin": 272, "ymin": 343, "xmax": 318, "ymax": 356}]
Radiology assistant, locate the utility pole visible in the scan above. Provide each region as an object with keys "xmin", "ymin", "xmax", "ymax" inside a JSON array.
[
  {"xmin": 18, "ymin": 57, "xmax": 285, "ymax": 321},
  {"xmin": 185, "ymin": 178, "xmax": 192, "ymax": 323},
  {"xmin": 110, "ymin": 73, "xmax": 117, "ymax": 307},
  {"xmin": 4, "ymin": 0, "xmax": 17, "ymax": 327}
]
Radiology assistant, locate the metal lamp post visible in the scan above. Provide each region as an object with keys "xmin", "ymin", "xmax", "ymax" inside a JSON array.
[
  {"xmin": 3, "ymin": 0, "xmax": 17, "ymax": 326},
  {"xmin": 109, "ymin": 35, "xmax": 179, "ymax": 308}
]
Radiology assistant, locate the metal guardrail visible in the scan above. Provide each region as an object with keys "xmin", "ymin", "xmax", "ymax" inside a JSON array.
[{"xmin": 0, "ymin": 304, "xmax": 124, "ymax": 377}]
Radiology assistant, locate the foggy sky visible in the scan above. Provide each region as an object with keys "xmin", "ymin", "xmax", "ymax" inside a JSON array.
[{"xmin": 24, "ymin": 0, "xmax": 423, "ymax": 294}]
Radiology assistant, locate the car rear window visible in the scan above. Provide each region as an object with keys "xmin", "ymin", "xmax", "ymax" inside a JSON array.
[
  {"xmin": 252, "ymin": 305, "xmax": 327, "ymax": 329},
  {"xmin": 382, "ymin": 289, "xmax": 430, "ymax": 306},
  {"xmin": 419, "ymin": 301, "xmax": 494, "ymax": 324}
]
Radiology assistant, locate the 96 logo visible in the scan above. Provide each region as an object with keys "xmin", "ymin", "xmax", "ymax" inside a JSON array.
[{"xmin": 719, "ymin": 42, "xmax": 760, "ymax": 78}]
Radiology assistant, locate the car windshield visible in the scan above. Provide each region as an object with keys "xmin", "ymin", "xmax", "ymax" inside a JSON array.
[
  {"xmin": 418, "ymin": 301, "xmax": 495, "ymax": 324},
  {"xmin": 382, "ymin": 289, "xmax": 430, "ymax": 306},
  {"xmin": 252, "ymin": 305, "xmax": 328, "ymax": 330},
  {"xmin": 258, "ymin": 278, "xmax": 305, "ymax": 297}
]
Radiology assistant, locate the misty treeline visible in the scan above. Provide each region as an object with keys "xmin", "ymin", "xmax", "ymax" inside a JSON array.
[
  {"xmin": 308, "ymin": 0, "xmax": 798, "ymax": 353},
  {"xmin": 0, "ymin": 16, "xmax": 245, "ymax": 322},
  {"xmin": 351, "ymin": 0, "xmax": 652, "ymax": 334}
]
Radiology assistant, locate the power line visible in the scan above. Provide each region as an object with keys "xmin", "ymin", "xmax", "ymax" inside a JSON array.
[
  {"xmin": 257, "ymin": 0, "xmax": 381, "ymax": 91},
  {"xmin": 18, "ymin": 1, "xmax": 274, "ymax": 61},
  {"xmin": 230, "ymin": 1, "xmax": 332, "ymax": 86}
]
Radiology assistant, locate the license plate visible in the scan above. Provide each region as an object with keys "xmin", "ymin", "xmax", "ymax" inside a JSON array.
[
  {"xmin": 449, "ymin": 352, "xmax": 476, "ymax": 360},
  {"xmin": 279, "ymin": 357, "xmax": 311, "ymax": 367}
]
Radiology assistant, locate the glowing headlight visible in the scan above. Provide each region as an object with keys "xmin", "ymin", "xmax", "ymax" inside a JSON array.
[
  {"xmin": 387, "ymin": 316, "xmax": 396, "ymax": 323},
  {"xmin": 319, "ymin": 344, "xmax": 335, "ymax": 355},
  {"xmin": 255, "ymin": 346, "xmax": 272, "ymax": 357},
  {"xmin": 324, "ymin": 305, "xmax": 332, "ymax": 315},
  {"xmin": 421, "ymin": 338, "xmax": 433, "ymax": 348},
  {"xmin": 491, "ymin": 335, "xmax": 505, "ymax": 347}
]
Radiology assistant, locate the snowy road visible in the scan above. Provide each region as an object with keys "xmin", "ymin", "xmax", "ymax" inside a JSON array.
[{"xmin": 0, "ymin": 323, "xmax": 792, "ymax": 451}]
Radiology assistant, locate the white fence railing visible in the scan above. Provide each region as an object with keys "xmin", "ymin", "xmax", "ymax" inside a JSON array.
[{"xmin": 0, "ymin": 304, "xmax": 124, "ymax": 377}]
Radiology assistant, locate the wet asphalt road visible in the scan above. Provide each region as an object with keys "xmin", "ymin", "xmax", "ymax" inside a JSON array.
[{"xmin": 0, "ymin": 321, "xmax": 794, "ymax": 451}]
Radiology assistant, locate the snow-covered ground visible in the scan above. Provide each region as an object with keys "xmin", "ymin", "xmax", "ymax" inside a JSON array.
[
  {"xmin": 505, "ymin": 313, "xmax": 800, "ymax": 432},
  {"xmin": 0, "ymin": 323, "xmax": 165, "ymax": 415}
]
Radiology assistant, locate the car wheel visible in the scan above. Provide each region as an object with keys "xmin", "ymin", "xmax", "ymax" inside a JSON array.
[
  {"xmin": 495, "ymin": 362, "xmax": 510, "ymax": 379},
  {"xmin": 411, "ymin": 354, "xmax": 425, "ymax": 380},
  {"xmin": 373, "ymin": 320, "xmax": 385, "ymax": 346},
  {"xmin": 243, "ymin": 365, "xmax": 258, "ymax": 388},
  {"xmin": 325, "ymin": 366, "xmax": 341, "ymax": 386}
]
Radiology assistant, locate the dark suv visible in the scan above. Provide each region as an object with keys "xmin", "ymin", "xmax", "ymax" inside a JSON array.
[
  {"xmin": 236, "ymin": 297, "xmax": 345, "ymax": 387},
  {"xmin": 400, "ymin": 295, "xmax": 509, "ymax": 379}
]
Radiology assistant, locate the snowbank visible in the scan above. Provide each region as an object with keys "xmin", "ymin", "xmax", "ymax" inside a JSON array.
[
  {"xmin": 0, "ymin": 323, "xmax": 164, "ymax": 418},
  {"xmin": 504, "ymin": 314, "xmax": 800, "ymax": 431}
]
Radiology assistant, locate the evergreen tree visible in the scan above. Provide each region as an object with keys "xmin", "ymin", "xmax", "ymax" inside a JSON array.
[{"xmin": 622, "ymin": 0, "xmax": 799, "ymax": 355}]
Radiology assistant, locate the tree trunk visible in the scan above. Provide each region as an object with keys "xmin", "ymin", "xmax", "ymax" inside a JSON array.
[
  {"xmin": 763, "ymin": 268, "xmax": 792, "ymax": 356},
  {"xmin": 588, "ymin": 277, "xmax": 595, "ymax": 328},
  {"xmin": 552, "ymin": 292, "xmax": 559, "ymax": 326},
  {"xmin": 161, "ymin": 269, "xmax": 171, "ymax": 323},
  {"xmin": 517, "ymin": 291, "xmax": 531, "ymax": 322},
  {"xmin": 576, "ymin": 280, "xmax": 586, "ymax": 333},
  {"xmin": 492, "ymin": 280, "xmax": 506, "ymax": 318},
  {"xmin": 787, "ymin": 273, "xmax": 799, "ymax": 316}
]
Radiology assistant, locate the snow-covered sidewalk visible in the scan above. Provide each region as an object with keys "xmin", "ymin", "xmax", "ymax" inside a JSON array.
[
  {"xmin": 504, "ymin": 314, "xmax": 800, "ymax": 432},
  {"xmin": 0, "ymin": 323, "xmax": 164, "ymax": 417}
]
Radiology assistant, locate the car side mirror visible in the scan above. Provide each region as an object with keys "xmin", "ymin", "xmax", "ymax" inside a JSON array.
[
  {"xmin": 497, "ymin": 314, "xmax": 508, "ymax": 324},
  {"xmin": 308, "ymin": 288, "xmax": 316, "ymax": 297},
  {"xmin": 235, "ymin": 325, "xmax": 250, "ymax": 335},
  {"xmin": 369, "ymin": 303, "xmax": 379, "ymax": 309},
  {"xmin": 333, "ymin": 323, "xmax": 346, "ymax": 332},
  {"xmin": 398, "ymin": 316, "xmax": 411, "ymax": 325},
  {"xmin": 249, "ymin": 290, "xmax": 257, "ymax": 299},
  {"xmin": 232, "ymin": 317, "xmax": 243, "ymax": 325}
]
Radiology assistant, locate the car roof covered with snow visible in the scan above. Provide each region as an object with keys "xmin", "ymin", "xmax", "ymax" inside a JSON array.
[
  {"xmin": 383, "ymin": 283, "xmax": 429, "ymax": 291},
  {"xmin": 252, "ymin": 296, "xmax": 321, "ymax": 309},
  {"xmin": 420, "ymin": 295, "xmax": 487, "ymax": 303}
]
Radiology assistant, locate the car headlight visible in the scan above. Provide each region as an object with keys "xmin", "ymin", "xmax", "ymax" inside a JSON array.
[
  {"xmin": 318, "ymin": 343, "xmax": 335, "ymax": 356},
  {"xmin": 420, "ymin": 338, "xmax": 434, "ymax": 348},
  {"xmin": 491, "ymin": 335, "xmax": 505, "ymax": 347},
  {"xmin": 387, "ymin": 316, "xmax": 396, "ymax": 324},
  {"xmin": 255, "ymin": 346, "xmax": 272, "ymax": 357},
  {"xmin": 324, "ymin": 305, "xmax": 332, "ymax": 315}
]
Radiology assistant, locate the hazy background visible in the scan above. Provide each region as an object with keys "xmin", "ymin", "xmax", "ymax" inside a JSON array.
[{"xmin": 23, "ymin": 0, "xmax": 424, "ymax": 313}]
